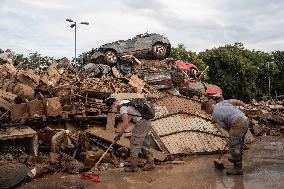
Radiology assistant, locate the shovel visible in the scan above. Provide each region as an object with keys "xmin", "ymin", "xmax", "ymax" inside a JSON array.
[{"xmin": 93, "ymin": 141, "xmax": 116, "ymax": 171}]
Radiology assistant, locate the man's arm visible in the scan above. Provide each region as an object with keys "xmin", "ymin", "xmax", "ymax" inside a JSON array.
[
  {"xmin": 215, "ymin": 123, "xmax": 229, "ymax": 137},
  {"xmin": 119, "ymin": 113, "xmax": 130, "ymax": 135},
  {"xmin": 228, "ymin": 99, "xmax": 247, "ymax": 108}
]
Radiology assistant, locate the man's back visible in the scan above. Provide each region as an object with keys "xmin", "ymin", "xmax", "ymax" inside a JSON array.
[
  {"xmin": 119, "ymin": 100, "xmax": 142, "ymax": 123},
  {"xmin": 212, "ymin": 100, "xmax": 245, "ymax": 128}
]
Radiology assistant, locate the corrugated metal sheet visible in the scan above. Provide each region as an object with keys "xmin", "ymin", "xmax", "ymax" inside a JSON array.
[{"xmin": 151, "ymin": 95, "xmax": 228, "ymax": 155}]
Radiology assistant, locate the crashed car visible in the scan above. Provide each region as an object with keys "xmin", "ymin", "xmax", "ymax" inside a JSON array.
[
  {"xmin": 175, "ymin": 60, "xmax": 200, "ymax": 79},
  {"xmin": 89, "ymin": 33, "xmax": 171, "ymax": 65},
  {"xmin": 172, "ymin": 61, "xmax": 222, "ymax": 98}
]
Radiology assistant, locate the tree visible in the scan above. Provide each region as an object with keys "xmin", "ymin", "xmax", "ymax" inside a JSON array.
[
  {"xmin": 199, "ymin": 43, "xmax": 265, "ymax": 101},
  {"xmin": 270, "ymin": 51, "xmax": 284, "ymax": 96},
  {"xmin": 14, "ymin": 52, "xmax": 54, "ymax": 69}
]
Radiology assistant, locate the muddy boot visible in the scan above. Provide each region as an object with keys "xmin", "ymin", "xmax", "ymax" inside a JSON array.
[
  {"xmin": 142, "ymin": 151, "xmax": 155, "ymax": 171},
  {"xmin": 226, "ymin": 161, "xmax": 243, "ymax": 175},
  {"xmin": 124, "ymin": 156, "xmax": 139, "ymax": 172}
]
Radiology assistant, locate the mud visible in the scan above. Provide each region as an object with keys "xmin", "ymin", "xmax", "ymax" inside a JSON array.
[{"xmin": 17, "ymin": 135, "xmax": 284, "ymax": 189}]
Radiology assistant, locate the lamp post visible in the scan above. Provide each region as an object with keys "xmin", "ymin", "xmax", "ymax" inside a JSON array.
[
  {"xmin": 267, "ymin": 61, "xmax": 275, "ymax": 96},
  {"xmin": 66, "ymin": 19, "xmax": 89, "ymax": 64}
]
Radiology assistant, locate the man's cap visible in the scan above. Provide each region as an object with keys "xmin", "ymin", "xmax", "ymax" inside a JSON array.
[{"xmin": 104, "ymin": 97, "xmax": 116, "ymax": 109}]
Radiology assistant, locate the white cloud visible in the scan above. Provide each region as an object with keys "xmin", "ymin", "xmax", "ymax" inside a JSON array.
[{"xmin": 0, "ymin": 0, "xmax": 283, "ymax": 59}]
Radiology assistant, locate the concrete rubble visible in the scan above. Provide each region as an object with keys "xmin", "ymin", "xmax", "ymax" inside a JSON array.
[{"xmin": 0, "ymin": 52, "xmax": 283, "ymax": 188}]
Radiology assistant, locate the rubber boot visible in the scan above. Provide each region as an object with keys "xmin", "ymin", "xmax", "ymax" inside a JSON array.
[
  {"xmin": 142, "ymin": 151, "xmax": 155, "ymax": 171},
  {"xmin": 124, "ymin": 156, "xmax": 139, "ymax": 172},
  {"xmin": 226, "ymin": 161, "xmax": 243, "ymax": 175}
]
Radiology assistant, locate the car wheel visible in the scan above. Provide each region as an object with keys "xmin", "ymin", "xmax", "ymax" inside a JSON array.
[
  {"xmin": 104, "ymin": 50, "xmax": 118, "ymax": 65},
  {"xmin": 152, "ymin": 43, "xmax": 167, "ymax": 59}
]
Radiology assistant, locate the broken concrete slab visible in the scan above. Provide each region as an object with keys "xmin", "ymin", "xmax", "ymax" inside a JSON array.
[
  {"xmin": 0, "ymin": 126, "xmax": 38, "ymax": 156},
  {"xmin": 16, "ymin": 69, "xmax": 40, "ymax": 88},
  {"xmin": 44, "ymin": 97, "xmax": 62, "ymax": 117},
  {"xmin": 13, "ymin": 83, "xmax": 35, "ymax": 101},
  {"xmin": 41, "ymin": 67, "xmax": 61, "ymax": 86},
  {"xmin": 10, "ymin": 97, "xmax": 62, "ymax": 121}
]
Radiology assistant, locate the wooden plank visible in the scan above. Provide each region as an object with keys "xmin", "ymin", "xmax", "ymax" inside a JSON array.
[{"xmin": 87, "ymin": 127, "xmax": 167, "ymax": 161}]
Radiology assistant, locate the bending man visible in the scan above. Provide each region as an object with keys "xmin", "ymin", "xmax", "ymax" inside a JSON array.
[{"xmin": 201, "ymin": 99, "xmax": 249, "ymax": 175}]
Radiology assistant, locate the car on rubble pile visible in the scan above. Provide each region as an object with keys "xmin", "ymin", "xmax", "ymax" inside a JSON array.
[
  {"xmin": 89, "ymin": 33, "xmax": 171, "ymax": 65},
  {"xmin": 171, "ymin": 60, "xmax": 222, "ymax": 98}
]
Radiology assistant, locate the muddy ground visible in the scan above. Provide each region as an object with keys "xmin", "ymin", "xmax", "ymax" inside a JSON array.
[{"xmin": 17, "ymin": 135, "xmax": 284, "ymax": 189}]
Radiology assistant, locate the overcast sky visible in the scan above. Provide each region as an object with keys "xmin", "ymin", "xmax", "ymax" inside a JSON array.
[{"xmin": 0, "ymin": 0, "xmax": 283, "ymax": 59}]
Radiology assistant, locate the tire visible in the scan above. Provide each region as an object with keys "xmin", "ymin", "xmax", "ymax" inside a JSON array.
[
  {"xmin": 152, "ymin": 43, "xmax": 167, "ymax": 59},
  {"xmin": 104, "ymin": 50, "xmax": 118, "ymax": 65}
]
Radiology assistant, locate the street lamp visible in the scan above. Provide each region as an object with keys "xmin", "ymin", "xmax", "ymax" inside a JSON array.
[
  {"xmin": 66, "ymin": 18, "xmax": 89, "ymax": 64},
  {"xmin": 267, "ymin": 61, "xmax": 275, "ymax": 96}
]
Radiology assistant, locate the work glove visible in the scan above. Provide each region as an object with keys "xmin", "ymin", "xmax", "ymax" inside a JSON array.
[{"xmin": 114, "ymin": 133, "xmax": 122, "ymax": 142}]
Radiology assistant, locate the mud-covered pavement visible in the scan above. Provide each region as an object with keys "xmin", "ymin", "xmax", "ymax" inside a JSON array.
[{"xmin": 18, "ymin": 135, "xmax": 284, "ymax": 189}]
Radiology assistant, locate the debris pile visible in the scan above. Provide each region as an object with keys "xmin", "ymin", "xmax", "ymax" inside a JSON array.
[
  {"xmin": 0, "ymin": 58, "xmax": 156, "ymax": 177},
  {"xmin": 0, "ymin": 48, "xmax": 283, "ymax": 188},
  {"xmin": 246, "ymin": 99, "xmax": 284, "ymax": 136}
]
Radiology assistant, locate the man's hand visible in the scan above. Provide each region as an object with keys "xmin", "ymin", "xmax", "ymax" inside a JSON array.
[
  {"xmin": 114, "ymin": 133, "xmax": 122, "ymax": 142},
  {"xmin": 228, "ymin": 99, "xmax": 247, "ymax": 108}
]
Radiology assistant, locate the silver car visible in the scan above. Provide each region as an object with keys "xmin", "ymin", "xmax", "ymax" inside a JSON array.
[{"xmin": 89, "ymin": 33, "xmax": 171, "ymax": 65}]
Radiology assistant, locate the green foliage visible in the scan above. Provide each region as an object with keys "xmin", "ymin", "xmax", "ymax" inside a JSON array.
[
  {"xmin": 271, "ymin": 51, "xmax": 284, "ymax": 96},
  {"xmin": 199, "ymin": 43, "xmax": 268, "ymax": 101},
  {"xmin": 1, "ymin": 49, "xmax": 54, "ymax": 69},
  {"xmin": 25, "ymin": 52, "xmax": 53, "ymax": 69},
  {"xmin": 15, "ymin": 53, "xmax": 29, "ymax": 66}
]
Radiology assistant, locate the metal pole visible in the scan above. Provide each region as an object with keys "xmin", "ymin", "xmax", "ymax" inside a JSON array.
[
  {"xmin": 74, "ymin": 22, "xmax": 77, "ymax": 64},
  {"xmin": 268, "ymin": 62, "xmax": 271, "ymax": 96}
]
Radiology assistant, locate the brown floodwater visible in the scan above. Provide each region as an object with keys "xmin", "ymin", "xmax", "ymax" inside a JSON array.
[{"xmin": 18, "ymin": 136, "xmax": 284, "ymax": 189}]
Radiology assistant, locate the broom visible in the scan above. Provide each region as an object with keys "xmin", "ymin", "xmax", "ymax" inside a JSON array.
[{"xmin": 214, "ymin": 142, "xmax": 229, "ymax": 170}]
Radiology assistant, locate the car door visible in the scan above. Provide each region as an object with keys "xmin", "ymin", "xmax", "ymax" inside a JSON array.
[
  {"xmin": 135, "ymin": 33, "xmax": 152, "ymax": 51},
  {"xmin": 122, "ymin": 38, "xmax": 136, "ymax": 53}
]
